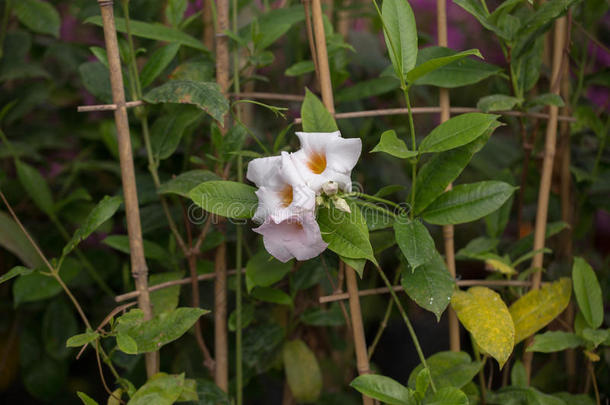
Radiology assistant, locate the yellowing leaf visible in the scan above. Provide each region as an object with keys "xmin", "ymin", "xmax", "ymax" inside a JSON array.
[
  {"xmin": 485, "ymin": 258, "xmax": 516, "ymax": 275},
  {"xmin": 451, "ymin": 287, "xmax": 514, "ymax": 368},
  {"xmin": 283, "ymin": 340, "xmax": 322, "ymax": 402},
  {"xmin": 509, "ymin": 278, "xmax": 571, "ymax": 344}
]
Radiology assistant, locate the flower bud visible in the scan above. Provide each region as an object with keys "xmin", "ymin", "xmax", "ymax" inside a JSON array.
[
  {"xmin": 333, "ymin": 197, "xmax": 351, "ymax": 213},
  {"xmin": 322, "ymin": 181, "xmax": 338, "ymax": 196},
  {"xmin": 316, "ymin": 195, "xmax": 325, "ymax": 206}
]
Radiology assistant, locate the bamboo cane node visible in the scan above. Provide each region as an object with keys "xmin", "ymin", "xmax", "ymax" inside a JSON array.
[
  {"xmin": 97, "ymin": 0, "xmax": 113, "ymax": 6},
  {"xmin": 215, "ymin": 32, "xmax": 228, "ymax": 37}
]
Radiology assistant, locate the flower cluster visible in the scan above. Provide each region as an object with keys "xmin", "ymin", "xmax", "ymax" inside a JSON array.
[{"xmin": 246, "ymin": 131, "xmax": 362, "ymax": 262}]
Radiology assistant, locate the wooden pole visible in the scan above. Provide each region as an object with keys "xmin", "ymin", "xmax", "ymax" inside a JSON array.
[
  {"xmin": 523, "ymin": 16, "xmax": 568, "ymax": 379},
  {"xmin": 214, "ymin": 0, "xmax": 230, "ymax": 391},
  {"xmin": 436, "ymin": 0, "xmax": 460, "ymax": 353},
  {"xmin": 96, "ymin": 0, "xmax": 157, "ymax": 377},
  {"xmin": 308, "ymin": 2, "xmax": 373, "ymax": 404}
]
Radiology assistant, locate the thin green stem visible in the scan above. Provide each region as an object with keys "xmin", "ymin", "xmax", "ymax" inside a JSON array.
[
  {"xmin": 472, "ymin": 339, "xmax": 487, "ymax": 404},
  {"xmin": 352, "ymin": 199, "xmax": 397, "ymax": 219},
  {"xmin": 344, "ymin": 192, "xmax": 402, "ymax": 210},
  {"xmin": 403, "ymin": 90, "xmax": 417, "ymax": 219},
  {"xmin": 235, "ymin": 156, "xmax": 243, "ymax": 405},
  {"xmin": 374, "ymin": 266, "xmax": 436, "ymax": 392},
  {"xmin": 367, "ymin": 271, "xmax": 401, "ymax": 360},
  {"xmin": 52, "ymin": 268, "xmax": 92, "ymax": 330}
]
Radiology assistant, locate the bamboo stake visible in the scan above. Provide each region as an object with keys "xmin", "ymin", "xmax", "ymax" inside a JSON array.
[
  {"xmin": 436, "ymin": 0, "xmax": 460, "ymax": 353},
  {"xmin": 523, "ymin": 16, "xmax": 568, "ymax": 379},
  {"xmin": 203, "ymin": 0, "xmax": 215, "ymax": 51},
  {"xmin": 292, "ymin": 107, "xmax": 577, "ymax": 123},
  {"xmin": 115, "ymin": 268, "xmax": 246, "ymax": 302},
  {"xmin": 308, "ymin": 2, "xmax": 373, "ymax": 404},
  {"xmin": 214, "ymin": 241, "xmax": 229, "ymax": 391},
  {"xmin": 214, "ymin": 0, "xmax": 230, "ymax": 391},
  {"xmin": 95, "ymin": 0, "xmax": 157, "ymax": 377}
]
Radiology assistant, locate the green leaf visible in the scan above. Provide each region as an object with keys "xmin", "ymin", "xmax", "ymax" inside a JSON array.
[
  {"xmin": 151, "ymin": 108, "xmax": 202, "ymax": 160},
  {"xmin": 424, "ymin": 387, "xmax": 469, "ymax": 405},
  {"xmin": 511, "ymin": 36, "xmax": 543, "ymax": 95},
  {"xmin": 193, "ymin": 379, "xmax": 230, "ymax": 404},
  {"xmin": 421, "ymin": 181, "xmax": 515, "ymax": 225},
  {"xmin": 419, "ymin": 113, "xmax": 499, "ymax": 153},
  {"xmin": 285, "ymin": 60, "xmax": 315, "ymax": 77},
  {"xmin": 89, "ymin": 46, "xmax": 108, "ymax": 68},
  {"xmin": 381, "ymin": 0, "xmax": 418, "ymax": 80},
  {"xmin": 375, "ymin": 185, "xmax": 405, "ymax": 198},
  {"xmin": 189, "ymin": 180, "xmax": 258, "ymax": 219},
  {"xmin": 414, "ymin": 135, "xmax": 489, "ymax": 215},
  {"xmin": 341, "ymin": 256, "xmax": 367, "ymax": 277},
  {"xmin": 86, "ymin": 16, "xmax": 207, "ymax": 51},
  {"xmin": 43, "ymin": 299, "xmax": 78, "ymax": 360},
  {"xmin": 572, "ymin": 257, "xmax": 603, "ymax": 329},
  {"xmin": 13, "ymin": 258, "xmax": 80, "ymax": 305},
  {"xmin": 250, "ymin": 286, "xmax": 293, "ymax": 306},
  {"xmin": 78, "ymin": 61, "xmax": 113, "ymax": 103},
  {"xmin": 451, "ymin": 287, "xmax": 515, "ymax": 368},
  {"xmin": 407, "ymin": 49, "xmax": 482, "ymax": 84},
  {"xmin": 525, "ymin": 93, "xmax": 565, "ymax": 109},
  {"xmin": 63, "ymin": 196, "xmax": 123, "ymax": 257},
  {"xmin": 170, "ymin": 60, "xmax": 215, "ymax": 82},
  {"xmin": 228, "ymin": 303, "xmax": 255, "ymax": 331},
  {"xmin": 371, "ymin": 130, "xmax": 418, "ymax": 159},
  {"xmin": 128, "ymin": 373, "xmax": 187, "ymax": 405},
  {"xmin": 415, "ymin": 368, "xmax": 430, "ymax": 397},
  {"xmin": 116, "ymin": 333, "xmax": 139, "ymax": 355},
  {"xmin": 510, "ymin": 360, "xmax": 527, "ymax": 387},
  {"xmin": 414, "ymin": 46, "xmax": 502, "ymax": 88},
  {"xmin": 336, "ymin": 77, "xmax": 400, "ymax": 103},
  {"xmin": 0, "ymin": 266, "xmax": 33, "ymax": 284},
  {"xmin": 150, "ymin": 272, "xmax": 183, "ymax": 315},
  {"xmin": 158, "ymin": 170, "xmax": 219, "ymax": 198},
  {"xmin": 246, "ymin": 250, "xmax": 292, "ymax": 293},
  {"xmin": 283, "ymin": 340, "xmax": 323, "ymax": 403},
  {"xmin": 165, "ymin": 0, "xmax": 188, "ymax": 27},
  {"xmin": 350, "ymin": 374, "xmax": 413, "ymax": 405},
  {"xmin": 512, "ymin": 0, "xmax": 581, "ymax": 58},
  {"xmin": 477, "ymin": 95, "xmax": 522, "ymax": 112},
  {"xmin": 300, "ymin": 88, "xmax": 338, "ymax": 132},
  {"xmin": 13, "ymin": 0, "xmax": 60, "ymax": 37},
  {"xmin": 103, "ymin": 235, "xmax": 170, "ymax": 263},
  {"xmin": 394, "ymin": 219, "xmax": 435, "ymax": 270},
  {"xmin": 401, "ymin": 251, "xmax": 455, "ymax": 321},
  {"xmin": 301, "ymin": 305, "xmax": 346, "ymax": 326},
  {"xmin": 0, "ymin": 211, "xmax": 44, "ymax": 268},
  {"xmin": 527, "ymin": 331, "xmax": 584, "ymax": 353},
  {"xmin": 140, "ymin": 43, "xmax": 181, "ymax": 88},
  {"xmin": 66, "ymin": 330, "xmax": 99, "ymax": 348},
  {"xmin": 116, "ymin": 307, "xmax": 208, "ymax": 353},
  {"xmin": 240, "ymin": 6, "xmax": 305, "ymax": 50},
  {"xmin": 77, "ymin": 392, "xmax": 99, "ymax": 405},
  {"xmin": 144, "ymin": 80, "xmax": 229, "ymax": 124},
  {"xmin": 582, "ymin": 328, "xmax": 609, "ymax": 347},
  {"xmin": 509, "ymin": 278, "xmax": 572, "ymax": 343},
  {"xmin": 16, "ymin": 160, "xmax": 54, "ymax": 215},
  {"xmin": 508, "ymin": 221, "xmax": 568, "ymax": 260},
  {"xmin": 408, "ymin": 351, "xmax": 482, "ymax": 390},
  {"xmin": 317, "ymin": 202, "xmax": 377, "ymax": 265}
]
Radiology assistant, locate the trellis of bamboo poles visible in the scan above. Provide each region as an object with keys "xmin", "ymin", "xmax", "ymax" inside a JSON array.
[
  {"xmin": 522, "ymin": 15, "xmax": 569, "ymax": 380},
  {"xmin": 93, "ymin": 0, "xmax": 158, "ymax": 378}
]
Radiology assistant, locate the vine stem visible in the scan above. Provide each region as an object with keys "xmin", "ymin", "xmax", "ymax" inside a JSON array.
[
  {"xmin": 344, "ymin": 192, "xmax": 402, "ymax": 210},
  {"xmin": 403, "ymin": 91, "xmax": 418, "ymax": 220},
  {"xmin": 367, "ymin": 271, "xmax": 400, "ymax": 359},
  {"xmin": 374, "ymin": 266, "xmax": 436, "ymax": 392}
]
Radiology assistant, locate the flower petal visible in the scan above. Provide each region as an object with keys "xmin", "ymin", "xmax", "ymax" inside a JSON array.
[
  {"xmin": 253, "ymin": 213, "xmax": 328, "ymax": 262},
  {"xmin": 326, "ymin": 137, "xmax": 361, "ymax": 173},
  {"xmin": 246, "ymin": 155, "xmax": 281, "ymax": 187}
]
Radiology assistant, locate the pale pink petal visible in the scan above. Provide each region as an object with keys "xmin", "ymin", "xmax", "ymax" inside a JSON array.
[
  {"xmin": 253, "ymin": 213, "xmax": 328, "ymax": 262},
  {"xmin": 246, "ymin": 156, "xmax": 281, "ymax": 187}
]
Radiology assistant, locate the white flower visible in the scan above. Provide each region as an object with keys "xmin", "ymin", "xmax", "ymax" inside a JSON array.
[
  {"xmin": 246, "ymin": 152, "xmax": 315, "ymax": 224},
  {"xmin": 322, "ymin": 181, "xmax": 338, "ymax": 196},
  {"xmin": 291, "ymin": 131, "xmax": 362, "ymax": 192},
  {"xmin": 253, "ymin": 212, "xmax": 328, "ymax": 263}
]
